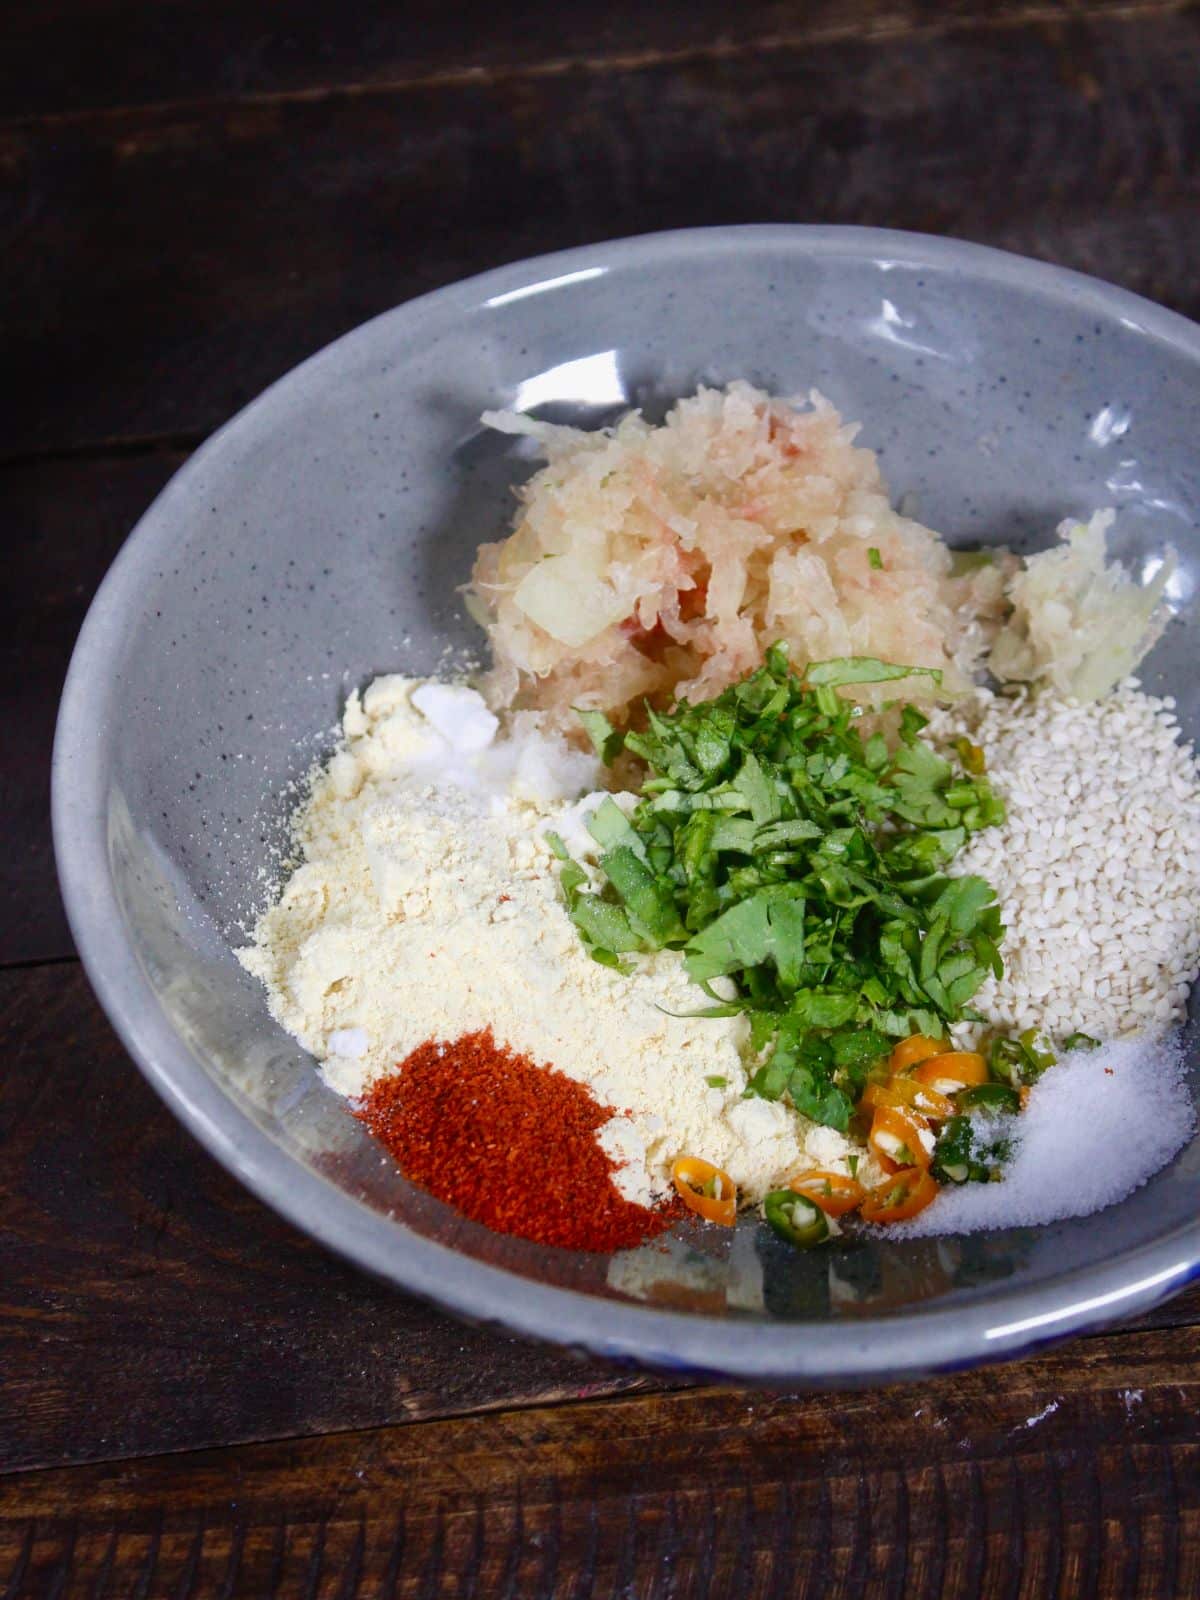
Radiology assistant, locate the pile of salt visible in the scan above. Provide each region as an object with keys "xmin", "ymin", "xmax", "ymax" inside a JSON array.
[{"xmin": 892, "ymin": 1036, "xmax": 1194, "ymax": 1237}]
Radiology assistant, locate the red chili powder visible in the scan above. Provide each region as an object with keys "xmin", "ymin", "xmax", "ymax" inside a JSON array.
[{"xmin": 358, "ymin": 1030, "xmax": 677, "ymax": 1252}]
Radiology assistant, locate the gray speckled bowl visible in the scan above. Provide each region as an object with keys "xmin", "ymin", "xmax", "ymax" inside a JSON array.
[{"xmin": 54, "ymin": 227, "xmax": 1200, "ymax": 1384}]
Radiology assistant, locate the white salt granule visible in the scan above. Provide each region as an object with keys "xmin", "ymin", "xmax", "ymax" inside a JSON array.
[
  {"xmin": 1019, "ymin": 1401, "xmax": 1061, "ymax": 1431},
  {"xmin": 894, "ymin": 1036, "xmax": 1195, "ymax": 1237},
  {"xmin": 409, "ymin": 681, "xmax": 499, "ymax": 752},
  {"xmin": 339, "ymin": 673, "xmax": 600, "ymax": 806},
  {"xmin": 328, "ymin": 1027, "xmax": 369, "ymax": 1059}
]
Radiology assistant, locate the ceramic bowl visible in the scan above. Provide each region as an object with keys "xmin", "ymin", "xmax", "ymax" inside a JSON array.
[{"xmin": 54, "ymin": 226, "xmax": 1200, "ymax": 1383}]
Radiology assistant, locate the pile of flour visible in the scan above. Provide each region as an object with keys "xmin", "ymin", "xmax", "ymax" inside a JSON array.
[{"xmin": 238, "ymin": 676, "xmax": 858, "ymax": 1204}]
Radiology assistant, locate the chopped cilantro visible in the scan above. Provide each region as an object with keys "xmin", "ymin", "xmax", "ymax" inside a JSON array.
[
  {"xmin": 557, "ymin": 647, "xmax": 1006, "ymax": 1129},
  {"xmin": 806, "ymin": 656, "xmax": 942, "ymax": 690},
  {"xmin": 932, "ymin": 1113, "xmax": 1012, "ymax": 1184},
  {"xmin": 575, "ymin": 707, "xmax": 626, "ymax": 766},
  {"xmin": 867, "ymin": 547, "xmax": 883, "ymax": 570}
]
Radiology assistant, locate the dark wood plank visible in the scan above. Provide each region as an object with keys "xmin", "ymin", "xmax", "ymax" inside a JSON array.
[
  {"xmin": 1, "ymin": 451, "xmax": 187, "ymax": 966},
  {"xmin": 0, "ymin": 961, "xmax": 674, "ymax": 1475},
  {"xmin": 9, "ymin": 9, "xmax": 1200, "ymax": 961},
  {"xmin": 2, "ymin": 9, "xmax": 1198, "ymax": 457},
  {"xmin": 1116, "ymin": 1283, "xmax": 1200, "ymax": 1334},
  {"xmin": 3, "ymin": 958, "xmax": 1198, "ymax": 1478},
  {"xmin": 0, "ymin": 0, "xmax": 1158, "ymax": 122},
  {"xmin": 1, "ymin": 1329, "xmax": 1198, "ymax": 1596}
]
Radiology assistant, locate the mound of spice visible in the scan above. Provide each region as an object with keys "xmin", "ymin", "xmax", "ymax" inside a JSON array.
[{"xmin": 358, "ymin": 1030, "xmax": 678, "ymax": 1251}]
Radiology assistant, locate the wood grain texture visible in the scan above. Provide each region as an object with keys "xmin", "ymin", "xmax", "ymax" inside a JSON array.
[
  {"xmin": 1, "ymin": 451, "xmax": 186, "ymax": 965},
  {"xmin": 2, "ymin": 0, "xmax": 1177, "ymax": 121},
  {"xmin": 3, "ymin": 957, "xmax": 1199, "ymax": 1483},
  {"xmin": 1, "ymin": 1332, "xmax": 1197, "ymax": 1596},
  {"xmin": 0, "ymin": 961, "xmax": 675, "ymax": 1475},
  {"xmin": 2, "ymin": 8, "xmax": 1198, "ymax": 457},
  {"xmin": 10, "ymin": 5, "xmax": 1198, "ymax": 962},
  {"xmin": 8, "ymin": 8, "xmax": 1200, "ymax": 1589}
]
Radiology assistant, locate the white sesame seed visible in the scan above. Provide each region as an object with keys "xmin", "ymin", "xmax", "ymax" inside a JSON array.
[{"xmin": 926, "ymin": 685, "xmax": 1200, "ymax": 1043}]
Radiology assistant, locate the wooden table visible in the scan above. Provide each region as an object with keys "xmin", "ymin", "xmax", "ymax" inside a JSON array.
[{"xmin": 3, "ymin": 4, "xmax": 1199, "ymax": 1591}]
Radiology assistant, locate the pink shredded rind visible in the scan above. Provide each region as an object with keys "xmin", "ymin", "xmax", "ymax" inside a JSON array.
[{"xmin": 470, "ymin": 383, "xmax": 1011, "ymax": 729}]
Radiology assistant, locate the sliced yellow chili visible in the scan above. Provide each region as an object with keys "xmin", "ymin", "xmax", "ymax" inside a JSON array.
[
  {"xmin": 869, "ymin": 1105, "xmax": 934, "ymax": 1173},
  {"xmin": 788, "ymin": 1169, "xmax": 867, "ymax": 1218},
  {"xmin": 890, "ymin": 1034, "xmax": 950, "ymax": 1075},
  {"xmin": 912, "ymin": 1050, "xmax": 989, "ymax": 1094},
  {"xmin": 671, "ymin": 1156, "xmax": 737, "ymax": 1227},
  {"xmin": 861, "ymin": 1076, "xmax": 955, "ymax": 1122},
  {"xmin": 860, "ymin": 1166, "xmax": 939, "ymax": 1223}
]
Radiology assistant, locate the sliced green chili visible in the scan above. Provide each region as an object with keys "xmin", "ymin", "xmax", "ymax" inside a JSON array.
[
  {"xmin": 763, "ymin": 1190, "xmax": 830, "ymax": 1249},
  {"xmin": 956, "ymin": 1082, "xmax": 1021, "ymax": 1115}
]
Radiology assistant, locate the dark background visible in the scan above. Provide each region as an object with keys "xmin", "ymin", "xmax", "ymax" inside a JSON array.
[{"xmin": 3, "ymin": 3, "xmax": 1199, "ymax": 1593}]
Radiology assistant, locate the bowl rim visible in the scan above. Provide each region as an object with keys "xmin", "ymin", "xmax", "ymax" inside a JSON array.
[{"xmin": 52, "ymin": 223, "xmax": 1200, "ymax": 1383}]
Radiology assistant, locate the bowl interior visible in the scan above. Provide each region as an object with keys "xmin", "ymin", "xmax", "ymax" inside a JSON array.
[{"xmin": 57, "ymin": 229, "xmax": 1200, "ymax": 1377}]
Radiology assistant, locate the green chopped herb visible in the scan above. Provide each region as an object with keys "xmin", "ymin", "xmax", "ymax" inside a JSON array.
[
  {"xmin": 567, "ymin": 894, "xmax": 641, "ymax": 957},
  {"xmin": 806, "ymin": 656, "xmax": 942, "ymax": 690},
  {"xmin": 868, "ymin": 547, "xmax": 884, "ymax": 570},
  {"xmin": 574, "ymin": 707, "xmax": 626, "ymax": 766},
  {"xmin": 684, "ymin": 887, "xmax": 807, "ymax": 986},
  {"xmin": 556, "ymin": 647, "xmax": 1005, "ymax": 1129},
  {"xmin": 705, "ymin": 1075, "xmax": 728, "ymax": 1088},
  {"xmin": 586, "ymin": 796, "xmax": 645, "ymax": 858},
  {"xmin": 847, "ymin": 1153, "xmax": 860, "ymax": 1180}
]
